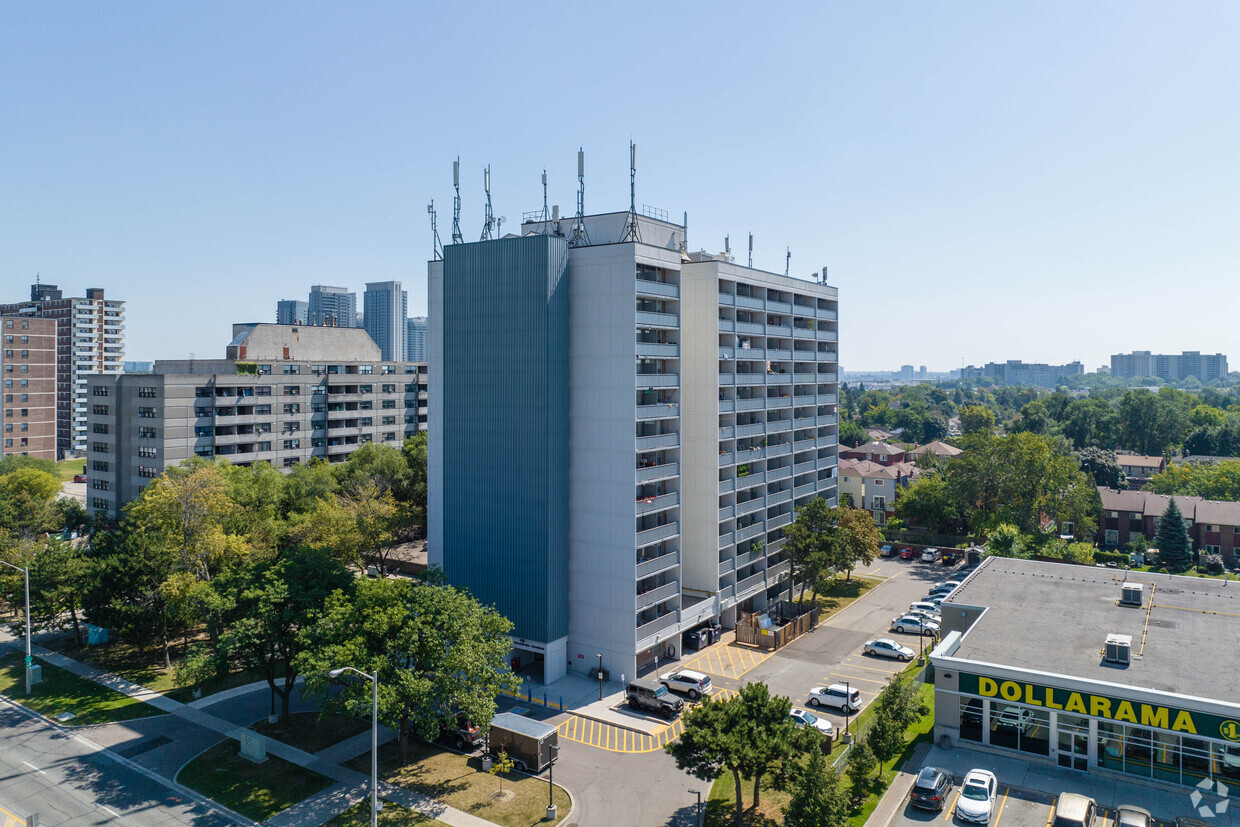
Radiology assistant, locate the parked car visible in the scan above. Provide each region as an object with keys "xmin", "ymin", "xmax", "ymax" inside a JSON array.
[
  {"xmin": 73, "ymin": 474, "xmax": 87, "ymax": 483},
  {"xmin": 918, "ymin": 595, "xmax": 946, "ymax": 608},
  {"xmin": 909, "ymin": 765, "xmax": 954, "ymax": 811},
  {"xmin": 891, "ymin": 615, "xmax": 939, "ymax": 636},
  {"xmin": 909, "ymin": 601, "xmax": 942, "ymax": 617},
  {"xmin": 905, "ymin": 608, "xmax": 941, "ymax": 626},
  {"xmin": 626, "ymin": 679, "xmax": 683, "ymax": 719},
  {"xmin": 1115, "ymin": 806, "xmax": 1152, "ymax": 827},
  {"xmin": 928, "ymin": 585, "xmax": 956, "ymax": 598},
  {"xmin": 933, "ymin": 580, "xmax": 963, "ymax": 590},
  {"xmin": 660, "ymin": 669, "xmax": 713, "ymax": 700},
  {"xmin": 899, "ymin": 548, "xmax": 918, "ymax": 560},
  {"xmin": 921, "ymin": 547, "xmax": 942, "ymax": 563},
  {"xmin": 789, "ymin": 708, "xmax": 835, "ymax": 739},
  {"xmin": 994, "ymin": 705, "xmax": 1039, "ymax": 734},
  {"xmin": 1051, "ymin": 792, "xmax": 1097, "ymax": 827},
  {"xmin": 441, "ymin": 713, "xmax": 485, "ymax": 750},
  {"xmin": 879, "ymin": 544, "xmax": 894, "ymax": 557},
  {"xmin": 807, "ymin": 683, "xmax": 861, "ymax": 713},
  {"xmin": 863, "ymin": 638, "xmax": 915, "ymax": 661},
  {"xmin": 942, "ymin": 551, "xmax": 961, "ymax": 565},
  {"xmin": 954, "ymin": 768, "xmax": 998, "ymax": 824}
]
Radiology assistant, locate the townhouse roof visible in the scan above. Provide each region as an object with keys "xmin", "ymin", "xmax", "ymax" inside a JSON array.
[
  {"xmin": 908, "ymin": 440, "xmax": 962, "ymax": 458},
  {"xmin": 1194, "ymin": 499, "xmax": 1240, "ymax": 527},
  {"xmin": 842, "ymin": 440, "xmax": 905, "ymax": 457},
  {"xmin": 1115, "ymin": 454, "xmax": 1165, "ymax": 470}
]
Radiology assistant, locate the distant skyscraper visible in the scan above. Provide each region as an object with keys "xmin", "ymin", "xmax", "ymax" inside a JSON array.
[
  {"xmin": 406, "ymin": 316, "xmax": 428, "ymax": 362},
  {"xmin": 900, "ymin": 365, "xmax": 914, "ymax": 380},
  {"xmin": 277, "ymin": 299, "xmax": 308, "ymax": 325},
  {"xmin": 363, "ymin": 281, "xmax": 407, "ymax": 361},
  {"xmin": 307, "ymin": 285, "xmax": 357, "ymax": 327},
  {"xmin": 1110, "ymin": 350, "xmax": 1228, "ymax": 383}
]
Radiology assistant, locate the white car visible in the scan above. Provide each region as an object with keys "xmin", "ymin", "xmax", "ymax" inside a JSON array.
[
  {"xmin": 891, "ymin": 615, "xmax": 940, "ymax": 636},
  {"xmin": 660, "ymin": 669, "xmax": 713, "ymax": 700},
  {"xmin": 918, "ymin": 595, "xmax": 946, "ymax": 608},
  {"xmin": 789, "ymin": 708, "xmax": 835, "ymax": 738},
  {"xmin": 921, "ymin": 548, "xmax": 942, "ymax": 562},
  {"xmin": 863, "ymin": 638, "xmax": 915, "ymax": 661},
  {"xmin": 955, "ymin": 768, "xmax": 998, "ymax": 824},
  {"xmin": 909, "ymin": 602, "xmax": 942, "ymax": 617},
  {"xmin": 933, "ymin": 580, "xmax": 962, "ymax": 590},
  {"xmin": 905, "ymin": 608, "xmax": 940, "ymax": 625},
  {"xmin": 807, "ymin": 684, "xmax": 862, "ymax": 713}
]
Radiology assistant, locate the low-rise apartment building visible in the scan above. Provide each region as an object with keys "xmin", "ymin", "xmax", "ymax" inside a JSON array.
[
  {"xmin": 1097, "ymin": 487, "xmax": 1240, "ymax": 564},
  {"xmin": 86, "ymin": 324, "xmax": 427, "ymax": 516},
  {"xmin": 1, "ymin": 316, "xmax": 57, "ymax": 460}
]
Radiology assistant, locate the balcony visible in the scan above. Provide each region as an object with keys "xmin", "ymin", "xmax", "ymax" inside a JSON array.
[
  {"xmin": 718, "ymin": 373, "xmax": 735, "ymax": 386},
  {"xmin": 636, "ymin": 491, "xmax": 679, "ymax": 516},
  {"xmin": 636, "ymin": 342, "xmax": 679, "ymax": 358},
  {"xmin": 717, "ymin": 318, "xmax": 735, "ymax": 333},
  {"xmin": 817, "ymin": 307, "xmax": 837, "ymax": 321},
  {"xmin": 794, "ymin": 459, "xmax": 817, "ymax": 476},
  {"xmin": 794, "ymin": 482, "xmax": 818, "ymax": 499},
  {"xmin": 636, "ymin": 432, "xmax": 679, "ymax": 451},
  {"xmin": 767, "ymin": 348, "xmax": 792, "ymax": 360},
  {"xmin": 768, "ymin": 560, "xmax": 791, "ymax": 580},
  {"xmin": 736, "ymin": 497, "xmax": 764, "ymax": 517},
  {"xmin": 718, "ymin": 503, "xmax": 735, "ymax": 521},
  {"xmin": 718, "ymin": 425, "xmax": 734, "ymax": 440},
  {"xmin": 735, "ymin": 374, "xmax": 766, "ymax": 386},
  {"xmin": 766, "ymin": 300, "xmax": 792, "ymax": 314},
  {"xmin": 636, "ymin": 550, "xmax": 679, "ymax": 580},
  {"xmin": 735, "ymin": 471, "xmax": 765, "ymax": 490},
  {"xmin": 635, "ymin": 279, "xmax": 679, "ymax": 299},
  {"xmin": 718, "ymin": 557, "xmax": 735, "ymax": 576},
  {"xmin": 735, "ymin": 549, "xmax": 763, "ymax": 569},
  {"xmin": 719, "ymin": 583, "xmax": 735, "ymax": 602},
  {"xmin": 635, "ymin": 612, "xmax": 680, "ymax": 645},
  {"xmin": 636, "ymin": 462, "xmax": 678, "ymax": 482},
  {"xmin": 816, "ymin": 330, "xmax": 838, "ymax": 342},
  {"xmin": 717, "ymin": 398, "xmax": 735, "ymax": 413},
  {"xmin": 766, "ymin": 442, "xmax": 792, "ymax": 458},
  {"xmin": 767, "ymin": 512, "xmax": 794, "ymax": 530},
  {"xmin": 637, "ymin": 403, "xmax": 679, "ymax": 420},
  {"xmin": 766, "ymin": 395, "xmax": 793, "ymax": 409},
  {"xmin": 767, "ymin": 489, "xmax": 793, "ymax": 506},
  {"xmin": 766, "ymin": 419, "xmax": 791, "ymax": 435},
  {"xmin": 767, "ymin": 465, "xmax": 792, "ymax": 483},
  {"xmin": 735, "ymin": 571, "xmax": 766, "ymax": 597},
  {"xmin": 818, "ymin": 414, "xmax": 838, "ymax": 427},
  {"xmin": 735, "ymin": 294, "xmax": 765, "ymax": 311},
  {"xmin": 636, "ymin": 373, "xmax": 679, "ymax": 388},
  {"xmin": 736, "ymin": 522, "xmax": 765, "ymax": 543},
  {"xmin": 636, "ymin": 581, "xmax": 680, "ymax": 612},
  {"xmin": 718, "ymin": 531, "xmax": 734, "ymax": 550},
  {"xmin": 735, "ymin": 321, "xmax": 766, "ymax": 336},
  {"xmin": 718, "ymin": 451, "xmax": 735, "ymax": 468},
  {"xmin": 636, "ymin": 310, "xmax": 678, "ymax": 329},
  {"xmin": 766, "ymin": 324, "xmax": 792, "ymax": 338},
  {"xmin": 718, "ymin": 477, "xmax": 735, "ymax": 493},
  {"xmin": 636, "ymin": 521, "xmax": 679, "ymax": 547},
  {"xmin": 733, "ymin": 422, "xmax": 764, "ymax": 438},
  {"xmin": 718, "ymin": 292, "xmax": 735, "ymax": 307}
]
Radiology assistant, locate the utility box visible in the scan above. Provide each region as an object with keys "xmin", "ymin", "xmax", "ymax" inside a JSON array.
[{"xmin": 27, "ymin": 663, "xmax": 42, "ymax": 686}]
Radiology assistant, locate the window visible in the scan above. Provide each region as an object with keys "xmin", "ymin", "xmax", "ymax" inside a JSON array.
[
  {"xmin": 381, "ymin": 416, "xmax": 396, "ymax": 425},
  {"xmin": 311, "ymin": 402, "xmax": 326, "ymax": 413},
  {"xmin": 138, "ymin": 406, "xmax": 157, "ymax": 418},
  {"xmin": 283, "ymin": 457, "xmax": 300, "ymax": 467},
  {"xmin": 2, "ymin": 439, "xmax": 8, "ymax": 448},
  {"xmin": 358, "ymin": 366, "xmax": 373, "ymax": 375},
  {"xmin": 257, "ymin": 364, "xmax": 272, "ymax": 375},
  {"xmin": 381, "ymin": 384, "xmax": 396, "ymax": 393},
  {"xmin": 256, "ymin": 422, "xmax": 272, "ymax": 434},
  {"xmin": 359, "ymin": 400, "xmax": 372, "ymax": 410},
  {"xmin": 1207, "ymin": 524, "xmax": 1220, "ymax": 533},
  {"xmin": 255, "ymin": 404, "xmax": 271, "ymax": 415},
  {"xmin": 311, "ymin": 365, "xmax": 326, "ymax": 375},
  {"xmin": 91, "ymin": 441, "xmax": 109, "ymax": 453},
  {"xmin": 359, "ymin": 384, "xmax": 373, "ymax": 393},
  {"xmin": 195, "ymin": 426, "xmax": 214, "ymax": 437},
  {"xmin": 3, "ymin": 424, "xmax": 10, "ymax": 432},
  {"xmin": 195, "ymin": 447, "xmax": 213, "ymax": 458},
  {"xmin": 256, "ymin": 386, "xmax": 272, "ymax": 396},
  {"xmin": 1105, "ymin": 530, "xmax": 1119, "ymax": 545},
  {"xmin": 381, "ymin": 399, "xmax": 396, "ymax": 409},
  {"xmin": 138, "ymin": 426, "xmax": 157, "ymax": 439},
  {"xmin": 872, "ymin": 479, "xmax": 884, "ymax": 486},
  {"xmin": 1205, "ymin": 544, "xmax": 1221, "ymax": 554},
  {"xmin": 138, "ymin": 386, "xmax": 157, "ymax": 398},
  {"xmin": 92, "ymin": 423, "xmax": 109, "ymax": 434},
  {"xmin": 91, "ymin": 479, "xmax": 110, "ymax": 491},
  {"xmin": 284, "ymin": 385, "xmax": 301, "ymax": 396},
  {"xmin": 195, "ymin": 387, "xmax": 212, "ymax": 397},
  {"xmin": 257, "ymin": 441, "xmax": 271, "ymax": 452},
  {"xmin": 988, "ymin": 702, "xmax": 1050, "ymax": 756},
  {"xmin": 283, "ymin": 438, "xmax": 301, "ymax": 450},
  {"xmin": 20, "ymin": 350, "xmax": 27, "ymax": 358},
  {"xmin": 3, "ymin": 381, "xmax": 10, "ymax": 388},
  {"xmin": 91, "ymin": 498, "xmax": 109, "ymax": 510},
  {"xmin": 381, "ymin": 364, "xmax": 395, "ymax": 375},
  {"xmin": 139, "ymin": 466, "xmax": 159, "ymax": 478},
  {"xmin": 283, "ymin": 403, "xmax": 300, "ymax": 414},
  {"xmin": 282, "ymin": 364, "xmax": 301, "ymax": 375},
  {"xmin": 358, "ymin": 417, "xmax": 372, "ymax": 426},
  {"xmin": 382, "ymin": 431, "xmax": 396, "ymax": 441},
  {"xmin": 1106, "ymin": 510, "xmax": 1119, "ymax": 519},
  {"xmin": 19, "ymin": 394, "xmax": 26, "ymax": 402},
  {"xmin": 195, "ymin": 406, "xmax": 213, "ymax": 418},
  {"xmin": 139, "ymin": 446, "xmax": 158, "ymax": 458}
]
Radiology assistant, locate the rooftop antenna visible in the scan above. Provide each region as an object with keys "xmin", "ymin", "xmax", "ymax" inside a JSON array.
[
  {"xmin": 748, "ymin": 233, "xmax": 753, "ymax": 268},
  {"xmin": 480, "ymin": 165, "xmax": 494, "ymax": 241},
  {"xmin": 496, "ymin": 215, "xmax": 506, "ymax": 237},
  {"xmin": 570, "ymin": 148, "xmax": 591, "ymax": 247},
  {"xmin": 679, "ymin": 211, "xmax": 689, "ymax": 261},
  {"xmin": 427, "ymin": 201, "xmax": 442, "ymax": 261},
  {"xmin": 621, "ymin": 141, "xmax": 641, "ymax": 242},
  {"xmin": 785, "ymin": 247, "xmax": 791, "ymax": 276},
  {"xmin": 451, "ymin": 158, "xmax": 463, "ymax": 244},
  {"xmin": 821, "ymin": 266, "xmax": 829, "ymax": 284},
  {"xmin": 725, "ymin": 234, "xmax": 731, "ymax": 258},
  {"xmin": 540, "ymin": 170, "xmax": 550, "ymax": 235}
]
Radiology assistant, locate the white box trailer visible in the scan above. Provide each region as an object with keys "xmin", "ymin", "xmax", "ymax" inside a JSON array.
[{"xmin": 487, "ymin": 712, "xmax": 558, "ymax": 773}]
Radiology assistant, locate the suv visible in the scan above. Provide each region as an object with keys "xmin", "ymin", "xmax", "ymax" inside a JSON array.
[
  {"xmin": 1052, "ymin": 792, "xmax": 1097, "ymax": 827},
  {"xmin": 439, "ymin": 712, "xmax": 484, "ymax": 750},
  {"xmin": 660, "ymin": 669, "xmax": 713, "ymax": 699},
  {"xmin": 921, "ymin": 547, "xmax": 943, "ymax": 563},
  {"xmin": 909, "ymin": 765, "xmax": 953, "ymax": 811},
  {"xmin": 626, "ymin": 679, "xmax": 683, "ymax": 719},
  {"xmin": 807, "ymin": 683, "xmax": 862, "ymax": 713}
]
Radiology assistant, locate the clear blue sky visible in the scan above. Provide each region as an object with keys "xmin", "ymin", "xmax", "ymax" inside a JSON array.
[{"xmin": 4, "ymin": 2, "xmax": 1238, "ymax": 370}]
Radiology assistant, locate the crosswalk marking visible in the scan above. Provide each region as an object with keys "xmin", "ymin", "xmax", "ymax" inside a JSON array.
[{"xmin": 678, "ymin": 643, "xmax": 771, "ymax": 680}]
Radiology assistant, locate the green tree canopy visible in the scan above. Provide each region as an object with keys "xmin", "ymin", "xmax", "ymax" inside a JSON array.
[
  {"xmin": 958, "ymin": 405, "xmax": 996, "ymax": 436},
  {"xmin": 783, "ymin": 749, "xmax": 847, "ymax": 827},
  {"xmin": 1153, "ymin": 498, "xmax": 1192, "ymax": 572},
  {"xmin": 892, "ymin": 475, "xmax": 957, "ymax": 534}
]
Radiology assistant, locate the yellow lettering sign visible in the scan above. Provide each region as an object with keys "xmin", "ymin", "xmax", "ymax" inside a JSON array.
[
  {"xmin": 1000, "ymin": 681, "xmax": 1021, "ymax": 702},
  {"xmin": 1141, "ymin": 705, "xmax": 1169, "ymax": 730},
  {"xmin": 1090, "ymin": 696, "xmax": 1112, "ymax": 719},
  {"xmin": 1024, "ymin": 684, "xmax": 1042, "ymax": 707},
  {"xmin": 1065, "ymin": 693, "xmax": 1087, "ymax": 714},
  {"xmin": 1115, "ymin": 701, "xmax": 1137, "ymax": 724},
  {"xmin": 979, "ymin": 677, "xmax": 998, "ymax": 697},
  {"xmin": 1044, "ymin": 688, "xmax": 1063, "ymax": 710},
  {"xmin": 1174, "ymin": 711, "xmax": 1197, "ymax": 734}
]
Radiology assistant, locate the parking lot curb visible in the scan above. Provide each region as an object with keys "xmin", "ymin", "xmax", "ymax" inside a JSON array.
[{"xmin": 864, "ymin": 740, "xmax": 930, "ymax": 827}]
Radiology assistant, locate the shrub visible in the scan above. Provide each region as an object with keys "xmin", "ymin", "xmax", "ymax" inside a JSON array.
[{"xmin": 1203, "ymin": 553, "xmax": 1224, "ymax": 575}]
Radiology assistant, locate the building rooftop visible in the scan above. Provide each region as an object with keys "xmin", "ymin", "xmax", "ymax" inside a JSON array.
[{"xmin": 944, "ymin": 556, "xmax": 1240, "ymax": 705}]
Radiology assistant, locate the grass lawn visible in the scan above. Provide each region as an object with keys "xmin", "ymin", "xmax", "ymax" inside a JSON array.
[
  {"xmin": 41, "ymin": 636, "xmax": 277, "ymax": 703},
  {"xmin": 329, "ymin": 801, "xmax": 448, "ymax": 826},
  {"xmin": 254, "ymin": 711, "xmax": 370, "ymax": 754},
  {"xmin": 55, "ymin": 458, "xmax": 86, "ymax": 482},
  {"xmin": 811, "ymin": 575, "xmax": 881, "ymax": 622},
  {"xmin": 176, "ymin": 739, "xmax": 333, "ymax": 822},
  {"xmin": 705, "ymin": 674, "xmax": 934, "ymax": 827},
  {"xmin": 347, "ymin": 738, "xmax": 570, "ymax": 827},
  {"xmin": 0, "ymin": 652, "xmax": 164, "ymax": 725}
]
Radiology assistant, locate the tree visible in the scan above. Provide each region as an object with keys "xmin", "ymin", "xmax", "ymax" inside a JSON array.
[
  {"xmin": 844, "ymin": 736, "xmax": 876, "ymax": 798},
  {"xmin": 867, "ymin": 672, "xmax": 928, "ymax": 775},
  {"xmin": 958, "ymin": 405, "xmax": 996, "ymax": 436},
  {"xmin": 298, "ymin": 577, "xmax": 518, "ymax": 764},
  {"xmin": 892, "ymin": 475, "xmax": 957, "ymax": 534},
  {"xmin": 867, "ymin": 713, "xmax": 905, "ymax": 776},
  {"xmin": 0, "ymin": 456, "xmax": 57, "ymax": 477},
  {"xmin": 1153, "ymin": 498, "xmax": 1192, "ymax": 572},
  {"xmin": 665, "ymin": 683, "xmax": 798, "ymax": 827},
  {"xmin": 402, "ymin": 431, "xmax": 428, "ymax": 530},
  {"xmin": 336, "ymin": 442, "xmax": 412, "ymax": 501},
  {"xmin": 80, "ymin": 527, "xmax": 182, "ymax": 665},
  {"xmin": 838, "ymin": 419, "xmax": 869, "ymax": 449},
  {"xmin": 488, "ymin": 748, "xmax": 514, "ymax": 796},
  {"xmin": 220, "ymin": 461, "xmax": 288, "ymax": 554},
  {"xmin": 1148, "ymin": 460, "xmax": 1240, "ymax": 501},
  {"xmin": 984, "ymin": 523, "xmax": 1027, "ymax": 558},
  {"xmin": 126, "ymin": 463, "xmax": 240, "ymax": 581},
  {"xmin": 292, "ymin": 480, "xmax": 400, "ymax": 573},
  {"xmin": 0, "ymin": 468, "xmax": 62, "ymax": 539},
  {"xmin": 183, "ymin": 547, "xmax": 352, "ymax": 723},
  {"xmin": 1013, "ymin": 400, "xmax": 1050, "ymax": 435},
  {"xmin": 282, "ymin": 458, "xmax": 339, "ymax": 515},
  {"xmin": 832, "ymin": 507, "xmax": 881, "ymax": 580},
  {"xmin": 1077, "ymin": 447, "xmax": 1126, "ymax": 490},
  {"xmin": 29, "ymin": 537, "xmax": 92, "ymax": 647},
  {"xmin": 783, "ymin": 749, "xmax": 847, "ymax": 827},
  {"xmin": 781, "ymin": 498, "xmax": 836, "ymax": 609}
]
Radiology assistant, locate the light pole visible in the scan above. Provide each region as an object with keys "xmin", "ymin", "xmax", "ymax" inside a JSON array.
[
  {"xmin": 545, "ymin": 743, "xmax": 559, "ymax": 821},
  {"xmin": 330, "ymin": 666, "xmax": 379, "ymax": 827},
  {"xmin": 0, "ymin": 560, "xmax": 31, "ymax": 695},
  {"xmin": 596, "ymin": 653, "xmax": 603, "ymax": 701},
  {"xmin": 844, "ymin": 680, "xmax": 852, "ymax": 742},
  {"xmin": 690, "ymin": 789, "xmax": 702, "ymax": 827}
]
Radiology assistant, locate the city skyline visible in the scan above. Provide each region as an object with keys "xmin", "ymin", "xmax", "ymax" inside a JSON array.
[{"xmin": 4, "ymin": 3, "xmax": 1239, "ymax": 367}]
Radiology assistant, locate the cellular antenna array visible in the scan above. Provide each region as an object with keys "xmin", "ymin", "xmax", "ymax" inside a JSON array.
[
  {"xmin": 785, "ymin": 247, "xmax": 790, "ymax": 276},
  {"xmin": 480, "ymin": 166, "xmax": 494, "ymax": 241},
  {"xmin": 540, "ymin": 170, "xmax": 550, "ymax": 235},
  {"xmin": 569, "ymin": 148, "xmax": 591, "ymax": 247},
  {"xmin": 748, "ymin": 233, "xmax": 753, "ymax": 268},
  {"xmin": 621, "ymin": 141, "xmax": 641, "ymax": 243},
  {"xmin": 428, "ymin": 201, "xmax": 443, "ymax": 261},
  {"xmin": 451, "ymin": 158, "xmax": 463, "ymax": 244}
]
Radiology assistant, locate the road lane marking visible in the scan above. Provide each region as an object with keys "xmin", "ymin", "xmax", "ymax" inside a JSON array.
[
  {"xmin": 1045, "ymin": 796, "xmax": 1056, "ymax": 827},
  {"xmin": 828, "ymin": 672, "xmax": 886, "ymax": 685},
  {"xmin": 21, "ymin": 761, "xmax": 45, "ymax": 775},
  {"xmin": 100, "ymin": 805, "xmax": 120, "ymax": 818},
  {"xmin": 943, "ymin": 789, "xmax": 961, "ymax": 820},
  {"xmin": 841, "ymin": 661, "xmax": 901, "ymax": 674}
]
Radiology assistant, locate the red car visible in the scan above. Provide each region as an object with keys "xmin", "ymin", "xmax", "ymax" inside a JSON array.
[
  {"xmin": 899, "ymin": 548, "xmax": 918, "ymax": 560},
  {"xmin": 73, "ymin": 474, "xmax": 87, "ymax": 483}
]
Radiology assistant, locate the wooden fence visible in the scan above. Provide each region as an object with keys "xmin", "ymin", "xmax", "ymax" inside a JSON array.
[{"xmin": 735, "ymin": 607, "xmax": 819, "ymax": 650}]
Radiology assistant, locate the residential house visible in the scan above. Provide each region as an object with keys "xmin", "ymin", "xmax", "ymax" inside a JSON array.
[
  {"xmin": 907, "ymin": 440, "xmax": 962, "ymax": 461},
  {"xmin": 1097, "ymin": 487, "xmax": 1240, "ymax": 565},
  {"xmin": 840, "ymin": 440, "xmax": 907, "ymax": 465},
  {"xmin": 1115, "ymin": 453, "xmax": 1166, "ymax": 488},
  {"xmin": 839, "ymin": 458, "xmax": 917, "ymax": 525}
]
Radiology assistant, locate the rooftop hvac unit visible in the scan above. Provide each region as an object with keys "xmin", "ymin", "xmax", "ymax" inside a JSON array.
[
  {"xmin": 1120, "ymin": 583, "xmax": 1144, "ymax": 607},
  {"xmin": 1104, "ymin": 634, "xmax": 1132, "ymax": 665}
]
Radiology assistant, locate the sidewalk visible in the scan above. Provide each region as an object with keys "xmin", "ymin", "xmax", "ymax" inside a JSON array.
[
  {"xmin": 863, "ymin": 741, "xmax": 929, "ymax": 827},
  {"xmin": 2, "ymin": 639, "xmax": 512, "ymax": 827}
]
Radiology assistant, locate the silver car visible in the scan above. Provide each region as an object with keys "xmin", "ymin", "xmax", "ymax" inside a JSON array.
[
  {"xmin": 863, "ymin": 638, "xmax": 915, "ymax": 661},
  {"xmin": 891, "ymin": 614, "xmax": 940, "ymax": 636}
]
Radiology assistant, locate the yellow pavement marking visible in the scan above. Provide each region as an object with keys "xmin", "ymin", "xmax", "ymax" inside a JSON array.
[
  {"xmin": 841, "ymin": 661, "xmax": 901, "ymax": 674},
  {"xmin": 679, "ymin": 643, "xmax": 771, "ymax": 680},
  {"xmin": 556, "ymin": 712, "xmax": 685, "ymax": 754},
  {"xmin": 828, "ymin": 672, "xmax": 886, "ymax": 685},
  {"xmin": 992, "ymin": 787, "xmax": 1010, "ymax": 827},
  {"xmin": 943, "ymin": 789, "xmax": 961, "ymax": 820},
  {"xmin": 1045, "ymin": 797, "xmax": 1056, "ymax": 827},
  {"xmin": 0, "ymin": 805, "xmax": 25, "ymax": 827}
]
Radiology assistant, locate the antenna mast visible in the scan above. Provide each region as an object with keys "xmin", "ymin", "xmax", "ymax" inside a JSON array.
[
  {"xmin": 621, "ymin": 141, "xmax": 640, "ymax": 243},
  {"xmin": 451, "ymin": 158, "xmax": 463, "ymax": 244},
  {"xmin": 748, "ymin": 233, "xmax": 753, "ymax": 268},
  {"xmin": 679, "ymin": 211, "xmax": 688, "ymax": 259},
  {"xmin": 785, "ymin": 247, "xmax": 790, "ymax": 276},
  {"xmin": 540, "ymin": 170, "xmax": 550, "ymax": 235},
  {"xmin": 428, "ymin": 201, "xmax": 443, "ymax": 261},
  {"xmin": 480, "ymin": 166, "xmax": 494, "ymax": 241},
  {"xmin": 570, "ymin": 148, "xmax": 591, "ymax": 247}
]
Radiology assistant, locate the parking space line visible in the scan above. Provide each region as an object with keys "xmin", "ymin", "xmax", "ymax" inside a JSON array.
[
  {"xmin": 828, "ymin": 672, "xmax": 886, "ymax": 685},
  {"xmin": 841, "ymin": 661, "xmax": 900, "ymax": 674},
  {"xmin": 991, "ymin": 786, "xmax": 1010, "ymax": 827},
  {"xmin": 943, "ymin": 789, "xmax": 961, "ymax": 820},
  {"xmin": 1045, "ymin": 796, "xmax": 1056, "ymax": 827}
]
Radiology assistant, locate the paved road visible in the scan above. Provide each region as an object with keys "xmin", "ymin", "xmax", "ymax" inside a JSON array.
[{"xmin": 0, "ymin": 701, "xmax": 233, "ymax": 827}]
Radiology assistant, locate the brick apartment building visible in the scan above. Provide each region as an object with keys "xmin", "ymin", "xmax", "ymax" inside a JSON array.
[
  {"xmin": 1098, "ymin": 487, "xmax": 1240, "ymax": 565},
  {"xmin": 1, "ymin": 316, "xmax": 57, "ymax": 461}
]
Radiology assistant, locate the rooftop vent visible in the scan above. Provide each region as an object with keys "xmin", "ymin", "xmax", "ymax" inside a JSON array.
[
  {"xmin": 1104, "ymin": 633, "xmax": 1132, "ymax": 665},
  {"xmin": 1120, "ymin": 583, "xmax": 1144, "ymax": 607}
]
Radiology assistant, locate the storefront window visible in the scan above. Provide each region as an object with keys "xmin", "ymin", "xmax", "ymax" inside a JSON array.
[
  {"xmin": 1182, "ymin": 738, "xmax": 1212, "ymax": 787},
  {"xmin": 1152, "ymin": 730, "xmax": 1180, "ymax": 784},
  {"xmin": 1125, "ymin": 727, "xmax": 1153, "ymax": 778},
  {"xmin": 960, "ymin": 697, "xmax": 983, "ymax": 742},
  {"xmin": 1057, "ymin": 714, "xmax": 1089, "ymax": 771},
  {"xmin": 987, "ymin": 702, "xmax": 1049, "ymax": 756}
]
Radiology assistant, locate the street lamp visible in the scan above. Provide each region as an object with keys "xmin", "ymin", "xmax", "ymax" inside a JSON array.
[
  {"xmin": 0, "ymin": 560, "xmax": 32, "ymax": 695},
  {"xmin": 330, "ymin": 666, "xmax": 379, "ymax": 827},
  {"xmin": 545, "ymin": 743, "xmax": 560, "ymax": 821},
  {"xmin": 596, "ymin": 653, "xmax": 603, "ymax": 701},
  {"xmin": 844, "ymin": 680, "xmax": 852, "ymax": 743},
  {"xmin": 690, "ymin": 789, "xmax": 703, "ymax": 827}
]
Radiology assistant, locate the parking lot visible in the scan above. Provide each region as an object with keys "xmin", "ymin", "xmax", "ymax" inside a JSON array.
[{"xmin": 889, "ymin": 781, "xmax": 1178, "ymax": 827}]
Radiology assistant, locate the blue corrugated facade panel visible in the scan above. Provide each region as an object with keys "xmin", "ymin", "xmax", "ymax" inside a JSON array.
[{"xmin": 442, "ymin": 235, "xmax": 569, "ymax": 644}]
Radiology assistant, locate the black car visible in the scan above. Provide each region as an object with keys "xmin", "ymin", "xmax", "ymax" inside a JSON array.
[{"xmin": 908, "ymin": 765, "xmax": 953, "ymax": 811}]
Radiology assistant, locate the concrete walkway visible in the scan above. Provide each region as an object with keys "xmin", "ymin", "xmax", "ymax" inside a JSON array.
[
  {"xmin": 3, "ymin": 639, "xmax": 523, "ymax": 826},
  {"xmin": 864, "ymin": 741, "xmax": 929, "ymax": 827}
]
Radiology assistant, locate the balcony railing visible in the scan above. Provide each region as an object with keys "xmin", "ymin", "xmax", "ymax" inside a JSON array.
[
  {"xmin": 635, "ymin": 612, "xmax": 680, "ymax": 645},
  {"xmin": 636, "ymin": 373, "xmax": 679, "ymax": 388},
  {"xmin": 636, "ymin": 311, "xmax": 679, "ymax": 329},
  {"xmin": 636, "ymin": 462, "xmax": 679, "ymax": 482},
  {"xmin": 636, "ymin": 491, "xmax": 679, "ymax": 516},
  {"xmin": 636, "ymin": 550, "xmax": 679, "ymax": 580},
  {"xmin": 637, "ymin": 403, "xmax": 679, "ymax": 420},
  {"xmin": 636, "ymin": 521, "xmax": 680, "ymax": 547},
  {"xmin": 635, "ymin": 279, "xmax": 680, "ymax": 299},
  {"xmin": 636, "ymin": 432, "xmax": 679, "ymax": 451},
  {"xmin": 636, "ymin": 581, "xmax": 680, "ymax": 612},
  {"xmin": 636, "ymin": 342, "xmax": 679, "ymax": 358}
]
